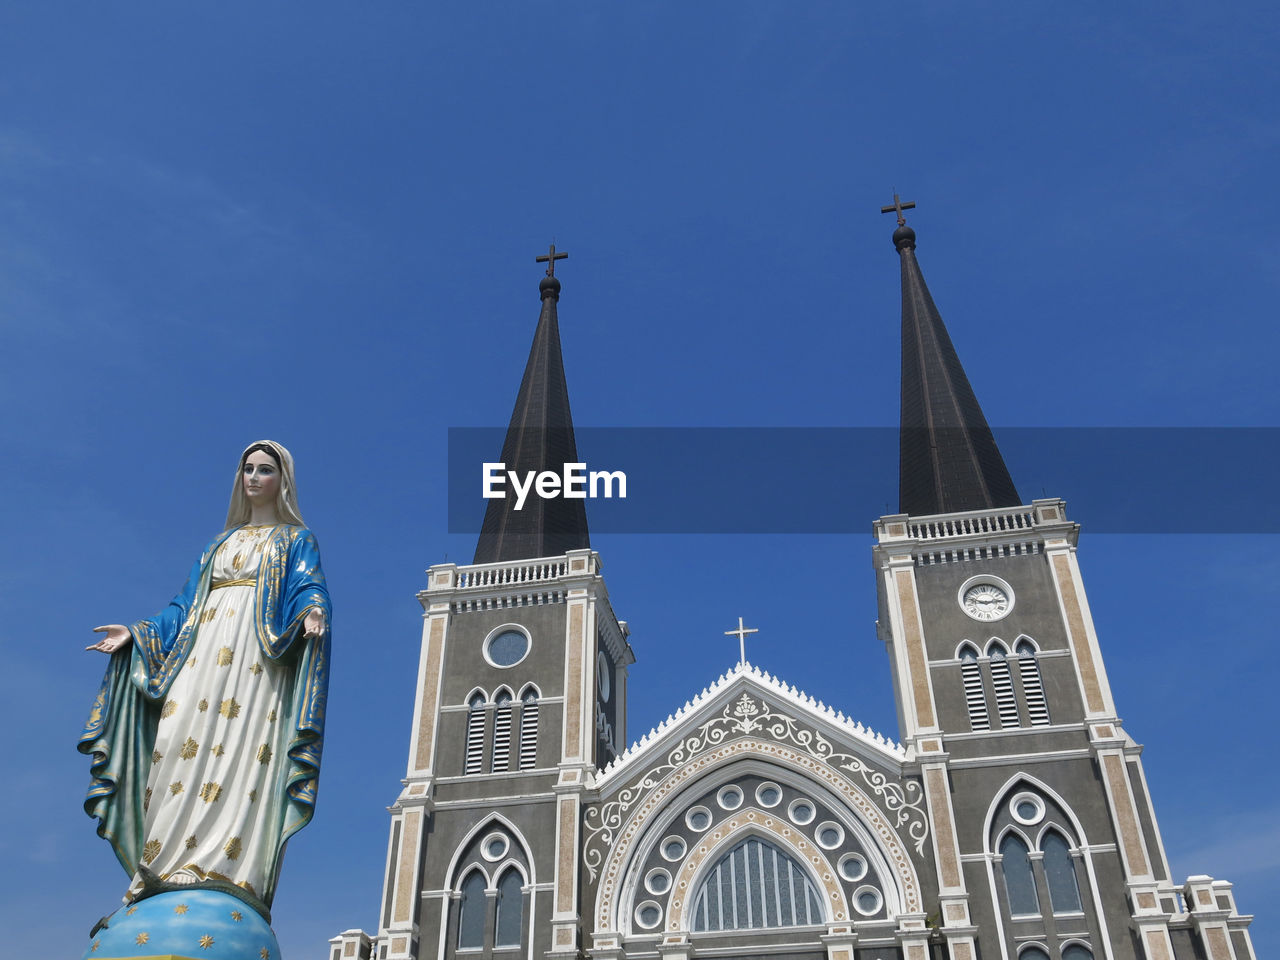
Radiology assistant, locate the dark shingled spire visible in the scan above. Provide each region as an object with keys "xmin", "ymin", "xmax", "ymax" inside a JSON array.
[
  {"xmin": 473, "ymin": 257, "xmax": 591, "ymax": 564},
  {"xmin": 892, "ymin": 215, "xmax": 1022, "ymax": 516}
]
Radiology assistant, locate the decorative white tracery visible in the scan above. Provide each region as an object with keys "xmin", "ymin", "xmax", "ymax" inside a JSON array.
[{"xmin": 585, "ymin": 692, "xmax": 927, "ymax": 880}]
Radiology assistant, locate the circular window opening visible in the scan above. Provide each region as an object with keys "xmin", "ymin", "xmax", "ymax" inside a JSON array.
[
  {"xmin": 717, "ymin": 785, "xmax": 743, "ymax": 810},
  {"xmin": 481, "ymin": 832, "xmax": 509, "ymax": 862},
  {"xmin": 853, "ymin": 885, "xmax": 883, "ymax": 916},
  {"xmin": 816, "ymin": 821, "xmax": 845, "ymax": 849},
  {"xmin": 645, "ymin": 868, "xmax": 672, "ymax": 895},
  {"xmin": 686, "ymin": 806, "xmax": 712, "ymax": 832},
  {"xmin": 597, "ymin": 659, "xmax": 611, "ymax": 702},
  {"xmin": 1010, "ymin": 792, "xmax": 1045, "ymax": 826},
  {"xmin": 788, "ymin": 798, "xmax": 816, "ymax": 825},
  {"xmin": 484, "ymin": 626, "xmax": 531, "ymax": 668},
  {"xmin": 838, "ymin": 853, "xmax": 867, "ymax": 882},
  {"xmin": 756, "ymin": 782, "xmax": 782, "ymax": 807},
  {"xmin": 661, "ymin": 836, "xmax": 687, "ymax": 861},
  {"xmin": 635, "ymin": 901, "xmax": 663, "ymax": 930}
]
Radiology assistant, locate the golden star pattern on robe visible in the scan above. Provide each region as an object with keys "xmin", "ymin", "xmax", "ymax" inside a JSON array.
[
  {"xmin": 180, "ymin": 737, "xmax": 200, "ymax": 760},
  {"xmin": 217, "ymin": 646, "xmax": 234, "ymax": 666},
  {"xmin": 219, "ymin": 697, "xmax": 241, "ymax": 719},
  {"xmin": 200, "ymin": 782, "xmax": 223, "ymax": 803},
  {"xmin": 142, "ymin": 839, "xmax": 161, "ymax": 863},
  {"xmin": 224, "ymin": 836, "xmax": 242, "ymax": 860}
]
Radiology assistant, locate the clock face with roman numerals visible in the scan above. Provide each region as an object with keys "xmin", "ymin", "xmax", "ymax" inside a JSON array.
[{"xmin": 961, "ymin": 582, "xmax": 1011, "ymax": 621}]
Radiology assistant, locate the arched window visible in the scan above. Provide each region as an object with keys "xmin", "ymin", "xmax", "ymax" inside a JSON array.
[
  {"xmin": 1016, "ymin": 639, "xmax": 1050, "ymax": 725},
  {"xmin": 690, "ymin": 837, "xmax": 824, "ymax": 932},
  {"xmin": 457, "ymin": 870, "xmax": 487, "ymax": 949},
  {"xmin": 518, "ymin": 689, "xmax": 539, "ymax": 770},
  {"xmin": 1061, "ymin": 945, "xmax": 1094, "ymax": 960},
  {"xmin": 1019, "ymin": 948, "xmax": 1051, "ymax": 960},
  {"xmin": 988, "ymin": 642, "xmax": 1020, "ymax": 728},
  {"xmin": 464, "ymin": 693, "xmax": 486, "ymax": 775},
  {"xmin": 959, "ymin": 644, "xmax": 989, "ymax": 730},
  {"xmin": 491, "ymin": 690, "xmax": 513, "ymax": 773},
  {"xmin": 999, "ymin": 833, "xmax": 1039, "ymax": 916},
  {"xmin": 494, "ymin": 868, "xmax": 523, "ymax": 947},
  {"xmin": 1042, "ymin": 830, "xmax": 1082, "ymax": 913}
]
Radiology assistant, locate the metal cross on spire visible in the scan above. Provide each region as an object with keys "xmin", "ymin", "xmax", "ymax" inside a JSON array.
[
  {"xmin": 536, "ymin": 242, "xmax": 568, "ymax": 277},
  {"xmin": 724, "ymin": 616, "xmax": 759, "ymax": 665},
  {"xmin": 880, "ymin": 193, "xmax": 916, "ymax": 226}
]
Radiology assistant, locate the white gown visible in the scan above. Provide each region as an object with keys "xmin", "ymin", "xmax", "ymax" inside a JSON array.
[{"xmin": 132, "ymin": 524, "xmax": 294, "ymax": 900}]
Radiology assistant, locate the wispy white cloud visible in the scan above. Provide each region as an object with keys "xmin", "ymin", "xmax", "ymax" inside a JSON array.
[{"xmin": 1171, "ymin": 808, "xmax": 1280, "ymax": 881}]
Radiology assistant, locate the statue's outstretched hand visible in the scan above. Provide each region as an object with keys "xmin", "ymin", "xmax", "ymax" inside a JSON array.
[
  {"xmin": 303, "ymin": 608, "xmax": 327, "ymax": 639},
  {"xmin": 87, "ymin": 624, "xmax": 133, "ymax": 654}
]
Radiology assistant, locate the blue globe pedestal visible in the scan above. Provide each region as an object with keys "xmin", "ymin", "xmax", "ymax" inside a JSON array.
[{"xmin": 83, "ymin": 890, "xmax": 281, "ymax": 960}]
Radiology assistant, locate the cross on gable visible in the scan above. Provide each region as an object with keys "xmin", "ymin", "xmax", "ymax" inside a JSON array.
[
  {"xmin": 724, "ymin": 616, "xmax": 759, "ymax": 665},
  {"xmin": 536, "ymin": 242, "xmax": 568, "ymax": 277},
  {"xmin": 880, "ymin": 193, "xmax": 916, "ymax": 226}
]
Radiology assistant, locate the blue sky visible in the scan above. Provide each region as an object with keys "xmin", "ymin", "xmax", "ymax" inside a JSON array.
[{"xmin": 2, "ymin": 4, "xmax": 1277, "ymax": 957}]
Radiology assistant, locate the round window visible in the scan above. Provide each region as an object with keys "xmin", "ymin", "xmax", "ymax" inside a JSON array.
[
  {"xmin": 645, "ymin": 868, "xmax": 672, "ymax": 895},
  {"xmin": 756, "ymin": 782, "xmax": 782, "ymax": 807},
  {"xmin": 838, "ymin": 853, "xmax": 868, "ymax": 882},
  {"xmin": 635, "ymin": 901, "xmax": 663, "ymax": 930},
  {"xmin": 661, "ymin": 836, "xmax": 687, "ymax": 861},
  {"xmin": 1010, "ymin": 792, "xmax": 1045, "ymax": 826},
  {"xmin": 485, "ymin": 626, "xmax": 530, "ymax": 668},
  {"xmin": 686, "ymin": 806, "xmax": 712, "ymax": 832},
  {"xmin": 717, "ymin": 785, "xmax": 743, "ymax": 810},
  {"xmin": 853, "ymin": 885, "xmax": 882, "ymax": 916},
  {"xmin": 481, "ymin": 832, "xmax": 509, "ymax": 861},
  {"xmin": 816, "ymin": 821, "xmax": 845, "ymax": 849},
  {"xmin": 597, "ymin": 659, "xmax": 611, "ymax": 702},
  {"xmin": 788, "ymin": 798, "xmax": 816, "ymax": 825}
]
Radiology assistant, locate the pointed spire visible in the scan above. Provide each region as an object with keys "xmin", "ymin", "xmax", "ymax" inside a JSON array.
[
  {"xmin": 885, "ymin": 197, "xmax": 1022, "ymax": 515},
  {"xmin": 472, "ymin": 247, "xmax": 590, "ymax": 564}
]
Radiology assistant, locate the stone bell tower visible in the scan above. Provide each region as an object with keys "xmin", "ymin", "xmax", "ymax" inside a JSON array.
[
  {"xmin": 872, "ymin": 200, "xmax": 1256, "ymax": 960},
  {"xmin": 354, "ymin": 251, "xmax": 634, "ymax": 960}
]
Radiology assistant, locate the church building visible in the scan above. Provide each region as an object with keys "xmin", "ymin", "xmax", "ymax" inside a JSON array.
[{"xmin": 328, "ymin": 212, "xmax": 1258, "ymax": 960}]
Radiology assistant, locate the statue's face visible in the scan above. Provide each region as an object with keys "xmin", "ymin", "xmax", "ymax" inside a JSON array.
[{"xmin": 242, "ymin": 449, "xmax": 280, "ymax": 506}]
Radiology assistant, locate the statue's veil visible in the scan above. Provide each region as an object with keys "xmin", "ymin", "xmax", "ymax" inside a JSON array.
[{"xmin": 224, "ymin": 439, "xmax": 307, "ymax": 529}]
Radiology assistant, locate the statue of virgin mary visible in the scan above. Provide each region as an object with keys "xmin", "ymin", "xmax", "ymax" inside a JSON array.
[{"xmin": 78, "ymin": 440, "xmax": 331, "ymax": 916}]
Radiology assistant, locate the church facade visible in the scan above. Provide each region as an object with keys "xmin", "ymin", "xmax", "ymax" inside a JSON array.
[{"xmin": 329, "ymin": 220, "xmax": 1257, "ymax": 960}]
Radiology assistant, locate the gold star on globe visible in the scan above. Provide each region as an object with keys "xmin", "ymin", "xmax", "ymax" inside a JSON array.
[
  {"xmin": 231, "ymin": 910, "xmax": 243, "ymax": 921},
  {"xmin": 199, "ymin": 934, "xmax": 215, "ymax": 949},
  {"xmin": 174, "ymin": 903, "xmax": 189, "ymax": 915},
  {"xmin": 136, "ymin": 932, "xmax": 150, "ymax": 945},
  {"xmin": 260, "ymin": 948, "xmax": 271, "ymax": 960}
]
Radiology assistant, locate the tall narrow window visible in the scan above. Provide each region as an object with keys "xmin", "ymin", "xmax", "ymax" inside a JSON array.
[
  {"xmin": 491, "ymin": 691, "xmax": 513, "ymax": 773},
  {"xmin": 518, "ymin": 689, "xmax": 539, "ymax": 770},
  {"xmin": 1042, "ymin": 830, "xmax": 1082, "ymax": 913},
  {"xmin": 690, "ymin": 837, "xmax": 825, "ymax": 932},
  {"xmin": 988, "ymin": 643, "xmax": 1020, "ymax": 728},
  {"xmin": 494, "ymin": 868, "xmax": 524, "ymax": 947},
  {"xmin": 960, "ymin": 645, "xmax": 989, "ymax": 730},
  {"xmin": 457, "ymin": 871, "xmax": 486, "ymax": 949},
  {"xmin": 464, "ymin": 693, "xmax": 486, "ymax": 775},
  {"xmin": 999, "ymin": 833, "xmax": 1039, "ymax": 916},
  {"xmin": 1019, "ymin": 948, "xmax": 1051, "ymax": 960},
  {"xmin": 1016, "ymin": 640, "xmax": 1050, "ymax": 725}
]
